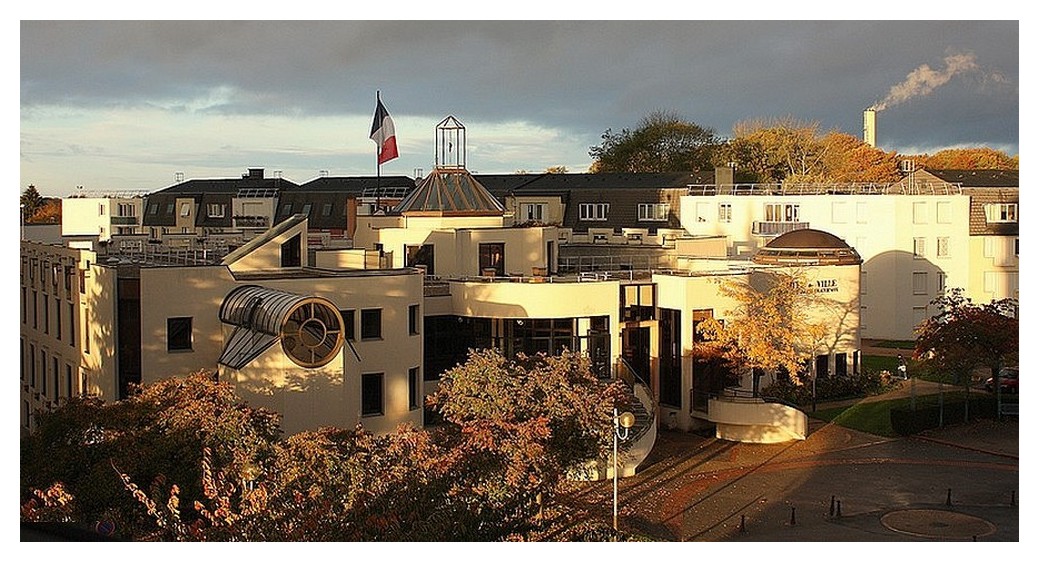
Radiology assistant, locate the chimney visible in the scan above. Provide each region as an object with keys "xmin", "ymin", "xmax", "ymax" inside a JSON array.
[
  {"xmin": 863, "ymin": 108, "xmax": 877, "ymax": 148},
  {"xmin": 244, "ymin": 168, "xmax": 264, "ymax": 180},
  {"xmin": 715, "ymin": 165, "xmax": 735, "ymax": 194}
]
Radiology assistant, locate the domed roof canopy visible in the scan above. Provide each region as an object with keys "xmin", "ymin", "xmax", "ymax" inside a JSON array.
[{"xmin": 753, "ymin": 228, "xmax": 862, "ymax": 266}]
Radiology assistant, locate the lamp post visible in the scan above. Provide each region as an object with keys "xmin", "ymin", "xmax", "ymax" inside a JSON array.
[
  {"xmin": 613, "ymin": 408, "xmax": 635, "ymax": 533},
  {"xmin": 19, "ymin": 203, "xmax": 25, "ymax": 241}
]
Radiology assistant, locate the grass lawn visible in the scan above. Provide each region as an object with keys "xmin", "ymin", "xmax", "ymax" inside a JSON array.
[
  {"xmin": 870, "ymin": 340, "xmax": 917, "ymax": 350},
  {"xmin": 812, "ymin": 392, "xmax": 973, "ymax": 437}
]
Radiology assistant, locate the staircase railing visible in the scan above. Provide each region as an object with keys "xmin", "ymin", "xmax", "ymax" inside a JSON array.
[{"xmin": 616, "ymin": 357, "xmax": 656, "ymax": 444}]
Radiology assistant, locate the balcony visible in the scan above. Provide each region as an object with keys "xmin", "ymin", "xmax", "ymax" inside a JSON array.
[
  {"xmin": 751, "ymin": 221, "xmax": 809, "ymax": 237},
  {"xmin": 110, "ymin": 216, "xmax": 139, "ymax": 226},
  {"xmin": 234, "ymin": 216, "xmax": 270, "ymax": 228}
]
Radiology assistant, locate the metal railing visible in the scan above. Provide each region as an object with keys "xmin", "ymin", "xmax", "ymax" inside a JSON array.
[
  {"xmin": 688, "ymin": 181, "xmax": 963, "ymax": 197},
  {"xmin": 751, "ymin": 221, "xmax": 809, "ymax": 236}
]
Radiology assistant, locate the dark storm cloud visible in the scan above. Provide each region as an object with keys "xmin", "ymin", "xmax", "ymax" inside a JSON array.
[{"xmin": 21, "ymin": 20, "xmax": 1019, "ymax": 153}]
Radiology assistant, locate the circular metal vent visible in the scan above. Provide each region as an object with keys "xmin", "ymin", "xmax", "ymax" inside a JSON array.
[{"xmin": 280, "ymin": 299, "xmax": 344, "ymax": 368}]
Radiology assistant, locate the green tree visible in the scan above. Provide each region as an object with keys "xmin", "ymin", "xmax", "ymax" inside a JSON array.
[
  {"xmin": 21, "ymin": 184, "xmax": 45, "ymax": 220},
  {"xmin": 589, "ymin": 111, "xmax": 722, "ymax": 173}
]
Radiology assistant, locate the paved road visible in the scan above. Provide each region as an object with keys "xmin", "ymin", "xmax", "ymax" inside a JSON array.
[{"xmin": 549, "ymin": 411, "xmax": 1018, "ymax": 542}]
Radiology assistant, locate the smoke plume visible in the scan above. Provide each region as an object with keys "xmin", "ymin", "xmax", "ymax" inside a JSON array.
[{"xmin": 871, "ymin": 52, "xmax": 978, "ymax": 112}]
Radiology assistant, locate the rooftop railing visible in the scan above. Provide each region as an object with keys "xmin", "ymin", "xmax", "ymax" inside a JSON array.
[{"xmin": 688, "ymin": 181, "xmax": 963, "ymax": 196}]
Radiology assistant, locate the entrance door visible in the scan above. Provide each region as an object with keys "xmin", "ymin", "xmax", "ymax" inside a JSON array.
[{"xmin": 622, "ymin": 326, "xmax": 651, "ymax": 390}]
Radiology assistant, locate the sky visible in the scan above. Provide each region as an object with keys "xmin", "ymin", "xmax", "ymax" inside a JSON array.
[{"xmin": 16, "ymin": 15, "xmax": 1023, "ymax": 197}]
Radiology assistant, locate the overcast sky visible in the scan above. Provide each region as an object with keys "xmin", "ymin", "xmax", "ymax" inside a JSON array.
[{"xmin": 17, "ymin": 17, "xmax": 1021, "ymax": 197}]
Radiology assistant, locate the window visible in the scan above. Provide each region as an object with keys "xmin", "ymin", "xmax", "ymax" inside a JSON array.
[
  {"xmin": 361, "ymin": 373, "xmax": 384, "ymax": 416},
  {"xmin": 984, "ymin": 237, "xmax": 995, "ymax": 258},
  {"xmin": 322, "ymin": 203, "xmax": 333, "ymax": 217},
  {"xmin": 1015, "ymin": 238, "xmax": 1019, "ymax": 256},
  {"xmin": 856, "ymin": 202, "xmax": 869, "ymax": 224},
  {"xmin": 695, "ymin": 202, "xmax": 710, "ymax": 222},
  {"xmin": 166, "ymin": 203, "xmax": 175, "ymax": 215},
  {"xmin": 936, "ymin": 237, "xmax": 949, "ymax": 258},
  {"xmin": 40, "ymin": 350, "xmax": 47, "ymax": 396},
  {"xmin": 579, "ymin": 203, "xmax": 609, "ymax": 221},
  {"xmin": 718, "ymin": 203, "xmax": 732, "ymax": 223},
  {"xmin": 52, "ymin": 357, "xmax": 59, "ymax": 401},
  {"xmin": 32, "ymin": 290, "xmax": 38, "ymax": 329},
  {"xmin": 361, "ymin": 308, "xmax": 382, "ymax": 340},
  {"xmin": 912, "ymin": 201, "xmax": 928, "ymax": 224},
  {"xmin": 98, "ymin": 203, "xmax": 106, "ymax": 216},
  {"xmin": 167, "ymin": 317, "xmax": 193, "ymax": 351},
  {"xmin": 180, "ymin": 202, "xmax": 191, "ymax": 217},
  {"xmin": 913, "ymin": 237, "xmax": 926, "ymax": 258},
  {"xmin": 301, "ymin": 203, "xmax": 312, "ymax": 216},
  {"xmin": 55, "ymin": 298, "xmax": 61, "ymax": 340},
  {"xmin": 831, "ymin": 201, "xmax": 848, "ymax": 223},
  {"xmin": 341, "ymin": 309, "xmax": 356, "ymax": 341},
  {"xmin": 912, "ymin": 306, "xmax": 928, "ymax": 326},
  {"xmin": 764, "ymin": 203, "xmax": 799, "ymax": 222},
  {"xmin": 637, "ymin": 203, "xmax": 669, "ymax": 221},
  {"xmin": 912, "ymin": 272, "xmax": 928, "ymax": 295},
  {"xmin": 860, "ymin": 271, "xmax": 867, "ymax": 295},
  {"xmin": 65, "ymin": 364, "xmax": 73, "ymax": 398},
  {"xmin": 43, "ymin": 296, "xmax": 49, "ymax": 334},
  {"xmin": 207, "ymin": 203, "xmax": 225, "ymax": 218},
  {"xmin": 409, "ymin": 304, "xmax": 420, "ymax": 335},
  {"xmin": 937, "ymin": 272, "xmax": 947, "ymax": 294},
  {"xmin": 149, "ymin": 203, "xmax": 159, "ymax": 215},
  {"xmin": 523, "ymin": 203, "xmax": 545, "ymax": 222},
  {"xmin": 409, "ymin": 367, "xmax": 420, "ymax": 410},
  {"xmin": 479, "ymin": 243, "xmax": 505, "ymax": 277},
  {"xmin": 118, "ymin": 203, "xmax": 136, "ymax": 217},
  {"xmin": 30, "ymin": 344, "xmax": 36, "ymax": 387},
  {"xmin": 21, "ymin": 287, "xmax": 26, "ymax": 324},
  {"xmin": 984, "ymin": 203, "xmax": 1018, "ymax": 223},
  {"xmin": 68, "ymin": 303, "xmax": 75, "ymax": 347},
  {"xmin": 281, "ymin": 203, "xmax": 293, "ymax": 215},
  {"xmin": 280, "ymin": 234, "xmax": 302, "ymax": 267},
  {"xmin": 936, "ymin": 201, "xmax": 952, "ymax": 224},
  {"xmin": 860, "ymin": 306, "xmax": 868, "ymax": 331}
]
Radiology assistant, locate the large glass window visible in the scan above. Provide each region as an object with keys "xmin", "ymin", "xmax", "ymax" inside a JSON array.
[{"xmin": 409, "ymin": 367, "xmax": 420, "ymax": 410}]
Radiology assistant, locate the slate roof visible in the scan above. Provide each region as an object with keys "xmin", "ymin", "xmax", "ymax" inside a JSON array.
[{"xmin": 928, "ymin": 169, "xmax": 1018, "ymax": 188}]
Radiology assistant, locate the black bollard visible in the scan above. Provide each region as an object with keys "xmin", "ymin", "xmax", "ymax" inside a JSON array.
[
  {"xmin": 829, "ymin": 495, "xmax": 835, "ymax": 517},
  {"xmin": 790, "ymin": 506, "xmax": 796, "ymax": 526},
  {"xmin": 836, "ymin": 500, "xmax": 842, "ymax": 518},
  {"xmin": 946, "ymin": 488, "xmax": 953, "ymax": 506},
  {"xmin": 740, "ymin": 514, "xmax": 746, "ymax": 533}
]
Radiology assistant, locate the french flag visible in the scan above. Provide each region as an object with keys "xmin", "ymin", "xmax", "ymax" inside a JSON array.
[{"xmin": 369, "ymin": 98, "xmax": 399, "ymax": 165}]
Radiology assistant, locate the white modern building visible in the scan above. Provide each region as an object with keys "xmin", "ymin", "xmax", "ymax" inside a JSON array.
[{"xmin": 680, "ymin": 169, "xmax": 1018, "ymax": 340}]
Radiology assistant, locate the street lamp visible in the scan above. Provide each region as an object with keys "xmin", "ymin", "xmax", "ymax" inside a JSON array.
[
  {"xmin": 19, "ymin": 203, "xmax": 25, "ymax": 241},
  {"xmin": 613, "ymin": 408, "xmax": 636, "ymax": 533}
]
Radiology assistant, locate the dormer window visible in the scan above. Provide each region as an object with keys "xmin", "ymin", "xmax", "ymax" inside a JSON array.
[{"xmin": 985, "ymin": 203, "xmax": 1017, "ymax": 223}]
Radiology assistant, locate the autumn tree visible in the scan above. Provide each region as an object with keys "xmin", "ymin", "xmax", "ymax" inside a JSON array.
[
  {"xmin": 21, "ymin": 372, "xmax": 281, "ymax": 539},
  {"xmin": 429, "ymin": 348, "xmax": 627, "ymax": 537},
  {"xmin": 697, "ymin": 270, "xmax": 831, "ymax": 392},
  {"xmin": 914, "ymin": 289, "xmax": 1018, "ymax": 417},
  {"xmin": 589, "ymin": 111, "xmax": 722, "ymax": 173},
  {"xmin": 918, "ymin": 147, "xmax": 1018, "ymax": 171},
  {"xmin": 722, "ymin": 118, "xmax": 902, "ymax": 184}
]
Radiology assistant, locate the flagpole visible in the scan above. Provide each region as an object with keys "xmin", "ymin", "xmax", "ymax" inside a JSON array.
[{"xmin": 375, "ymin": 90, "xmax": 382, "ymax": 213}]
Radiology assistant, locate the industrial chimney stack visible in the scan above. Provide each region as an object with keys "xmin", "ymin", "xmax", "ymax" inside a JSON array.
[{"xmin": 863, "ymin": 108, "xmax": 877, "ymax": 147}]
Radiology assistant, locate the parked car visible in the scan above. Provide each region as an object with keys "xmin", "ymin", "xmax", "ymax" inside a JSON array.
[{"xmin": 984, "ymin": 367, "xmax": 1018, "ymax": 393}]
